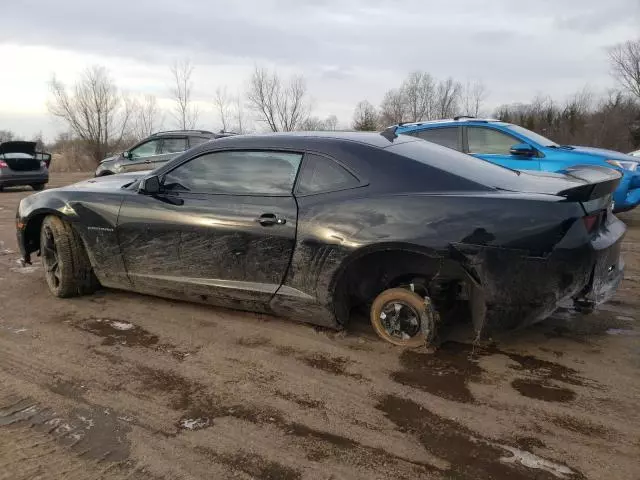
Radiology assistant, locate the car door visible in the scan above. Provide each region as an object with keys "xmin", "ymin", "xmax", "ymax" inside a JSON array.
[
  {"xmin": 465, "ymin": 126, "xmax": 541, "ymax": 171},
  {"xmin": 154, "ymin": 137, "xmax": 189, "ymax": 169},
  {"xmin": 116, "ymin": 149, "xmax": 302, "ymax": 311},
  {"xmin": 123, "ymin": 138, "xmax": 162, "ymax": 172}
]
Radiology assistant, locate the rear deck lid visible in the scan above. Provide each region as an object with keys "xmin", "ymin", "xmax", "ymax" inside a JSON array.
[{"xmin": 0, "ymin": 141, "xmax": 50, "ymax": 170}]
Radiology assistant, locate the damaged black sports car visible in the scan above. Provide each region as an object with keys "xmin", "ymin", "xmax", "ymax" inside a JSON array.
[{"xmin": 16, "ymin": 132, "xmax": 625, "ymax": 346}]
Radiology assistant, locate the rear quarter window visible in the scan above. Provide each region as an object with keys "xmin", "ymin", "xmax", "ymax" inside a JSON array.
[{"xmin": 388, "ymin": 137, "xmax": 520, "ymax": 190}]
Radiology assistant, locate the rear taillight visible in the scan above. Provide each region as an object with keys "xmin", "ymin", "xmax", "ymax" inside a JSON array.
[
  {"xmin": 583, "ymin": 212, "xmax": 603, "ymax": 233},
  {"xmin": 40, "ymin": 160, "xmax": 47, "ymax": 169},
  {"xmin": 0, "ymin": 160, "xmax": 7, "ymax": 169}
]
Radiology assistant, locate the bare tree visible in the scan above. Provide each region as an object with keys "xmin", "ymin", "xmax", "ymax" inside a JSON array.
[
  {"xmin": 610, "ymin": 39, "xmax": 640, "ymax": 100},
  {"xmin": 353, "ymin": 100, "xmax": 379, "ymax": 131},
  {"xmin": 402, "ymin": 71, "xmax": 436, "ymax": 122},
  {"xmin": 133, "ymin": 94, "xmax": 163, "ymax": 140},
  {"xmin": 0, "ymin": 130, "xmax": 16, "ymax": 142},
  {"xmin": 461, "ymin": 80, "xmax": 488, "ymax": 117},
  {"xmin": 170, "ymin": 59, "xmax": 199, "ymax": 129},
  {"xmin": 214, "ymin": 87, "xmax": 232, "ymax": 131},
  {"xmin": 246, "ymin": 66, "xmax": 311, "ymax": 132},
  {"xmin": 300, "ymin": 114, "xmax": 340, "ymax": 131},
  {"xmin": 235, "ymin": 94, "xmax": 246, "ymax": 133},
  {"xmin": 48, "ymin": 65, "xmax": 133, "ymax": 164},
  {"xmin": 435, "ymin": 78, "xmax": 462, "ymax": 118},
  {"xmin": 324, "ymin": 114, "xmax": 339, "ymax": 131},
  {"xmin": 379, "ymin": 88, "xmax": 406, "ymax": 125},
  {"xmin": 214, "ymin": 87, "xmax": 247, "ymax": 133}
]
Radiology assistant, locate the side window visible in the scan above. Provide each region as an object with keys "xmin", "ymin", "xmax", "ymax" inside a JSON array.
[
  {"xmin": 468, "ymin": 127, "xmax": 520, "ymax": 155},
  {"xmin": 188, "ymin": 136, "xmax": 209, "ymax": 148},
  {"xmin": 163, "ymin": 150, "xmax": 303, "ymax": 195},
  {"xmin": 406, "ymin": 127, "xmax": 461, "ymax": 151},
  {"xmin": 296, "ymin": 153, "xmax": 360, "ymax": 195},
  {"xmin": 161, "ymin": 137, "xmax": 188, "ymax": 154},
  {"xmin": 130, "ymin": 139, "xmax": 160, "ymax": 158}
]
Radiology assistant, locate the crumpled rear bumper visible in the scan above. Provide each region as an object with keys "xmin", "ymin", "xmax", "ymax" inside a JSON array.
[{"xmin": 451, "ymin": 214, "xmax": 626, "ymax": 334}]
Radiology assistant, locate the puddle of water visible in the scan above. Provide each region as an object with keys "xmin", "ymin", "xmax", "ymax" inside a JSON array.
[
  {"xmin": 0, "ymin": 398, "xmax": 130, "ymax": 462},
  {"xmin": 78, "ymin": 318, "xmax": 159, "ymax": 347},
  {"xmin": 377, "ymin": 394, "xmax": 582, "ymax": 480},
  {"xmin": 391, "ymin": 342, "xmax": 481, "ymax": 404},
  {"xmin": 511, "ymin": 378, "xmax": 576, "ymax": 403}
]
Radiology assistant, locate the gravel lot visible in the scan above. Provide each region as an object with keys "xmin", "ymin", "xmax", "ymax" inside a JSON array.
[{"xmin": 0, "ymin": 173, "xmax": 638, "ymax": 480}]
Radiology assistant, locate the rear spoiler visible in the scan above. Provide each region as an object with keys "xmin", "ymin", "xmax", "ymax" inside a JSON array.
[{"xmin": 557, "ymin": 165, "xmax": 621, "ymax": 202}]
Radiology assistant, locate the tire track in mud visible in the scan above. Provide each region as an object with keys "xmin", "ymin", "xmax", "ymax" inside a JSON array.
[{"xmin": 134, "ymin": 365, "xmax": 441, "ymax": 478}]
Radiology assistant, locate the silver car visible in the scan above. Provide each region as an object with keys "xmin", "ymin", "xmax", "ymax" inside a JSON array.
[
  {"xmin": 630, "ymin": 149, "xmax": 640, "ymax": 157},
  {"xmin": 95, "ymin": 130, "xmax": 236, "ymax": 176},
  {"xmin": 0, "ymin": 141, "xmax": 51, "ymax": 191}
]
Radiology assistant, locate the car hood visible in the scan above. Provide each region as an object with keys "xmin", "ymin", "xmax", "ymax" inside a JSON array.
[
  {"xmin": 71, "ymin": 171, "xmax": 151, "ymax": 190},
  {"xmin": 568, "ymin": 145, "xmax": 639, "ymax": 162},
  {"xmin": 99, "ymin": 154, "xmax": 120, "ymax": 165},
  {"xmin": 0, "ymin": 141, "xmax": 37, "ymax": 156}
]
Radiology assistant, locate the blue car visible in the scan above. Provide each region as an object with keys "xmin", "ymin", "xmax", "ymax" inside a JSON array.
[{"xmin": 394, "ymin": 117, "xmax": 640, "ymax": 213}]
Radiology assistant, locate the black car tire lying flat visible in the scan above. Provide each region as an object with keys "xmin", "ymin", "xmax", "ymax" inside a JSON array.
[
  {"xmin": 40, "ymin": 215, "xmax": 100, "ymax": 298},
  {"xmin": 31, "ymin": 184, "xmax": 45, "ymax": 191},
  {"xmin": 370, "ymin": 288, "xmax": 431, "ymax": 348}
]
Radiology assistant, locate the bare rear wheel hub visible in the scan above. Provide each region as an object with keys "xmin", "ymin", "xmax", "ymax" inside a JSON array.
[{"xmin": 379, "ymin": 301, "xmax": 421, "ymax": 340}]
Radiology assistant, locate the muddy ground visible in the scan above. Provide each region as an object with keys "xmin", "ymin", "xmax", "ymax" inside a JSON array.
[{"xmin": 0, "ymin": 173, "xmax": 638, "ymax": 480}]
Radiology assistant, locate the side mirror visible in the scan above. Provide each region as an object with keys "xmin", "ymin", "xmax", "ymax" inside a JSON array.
[
  {"xmin": 139, "ymin": 175, "xmax": 161, "ymax": 195},
  {"xmin": 510, "ymin": 143, "xmax": 536, "ymax": 157},
  {"xmin": 123, "ymin": 151, "xmax": 131, "ymax": 159}
]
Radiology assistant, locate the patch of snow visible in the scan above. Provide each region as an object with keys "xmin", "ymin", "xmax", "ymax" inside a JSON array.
[
  {"xmin": 109, "ymin": 321, "xmax": 134, "ymax": 331},
  {"xmin": 180, "ymin": 417, "xmax": 210, "ymax": 430},
  {"xmin": 498, "ymin": 445, "xmax": 574, "ymax": 478},
  {"xmin": 615, "ymin": 315, "xmax": 635, "ymax": 322},
  {"xmin": 77, "ymin": 415, "xmax": 95, "ymax": 428}
]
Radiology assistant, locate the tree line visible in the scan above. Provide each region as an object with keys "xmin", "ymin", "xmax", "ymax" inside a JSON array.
[{"xmin": 4, "ymin": 39, "xmax": 638, "ymax": 165}]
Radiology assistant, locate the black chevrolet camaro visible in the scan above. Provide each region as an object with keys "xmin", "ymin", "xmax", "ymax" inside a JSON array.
[{"xmin": 16, "ymin": 132, "xmax": 625, "ymax": 346}]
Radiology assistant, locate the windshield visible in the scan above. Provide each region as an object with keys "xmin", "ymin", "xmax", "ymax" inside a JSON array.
[{"xmin": 505, "ymin": 124, "xmax": 559, "ymax": 147}]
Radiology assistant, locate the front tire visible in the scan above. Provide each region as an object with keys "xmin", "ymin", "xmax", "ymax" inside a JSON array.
[
  {"xmin": 40, "ymin": 216, "xmax": 99, "ymax": 298},
  {"xmin": 370, "ymin": 288, "xmax": 437, "ymax": 348},
  {"xmin": 31, "ymin": 184, "xmax": 46, "ymax": 191}
]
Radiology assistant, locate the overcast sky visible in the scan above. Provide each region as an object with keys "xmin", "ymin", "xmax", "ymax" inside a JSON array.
[{"xmin": 1, "ymin": 0, "xmax": 638, "ymax": 139}]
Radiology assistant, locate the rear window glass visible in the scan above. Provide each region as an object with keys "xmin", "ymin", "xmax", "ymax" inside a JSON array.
[
  {"xmin": 388, "ymin": 137, "xmax": 520, "ymax": 189},
  {"xmin": 405, "ymin": 127, "xmax": 461, "ymax": 151},
  {"xmin": 1, "ymin": 153, "xmax": 34, "ymax": 159}
]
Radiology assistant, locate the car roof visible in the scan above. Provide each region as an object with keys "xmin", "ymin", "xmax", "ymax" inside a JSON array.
[
  {"xmin": 395, "ymin": 118, "xmax": 511, "ymax": 130},
  {"xmin": 149, "ymin": 130, "xmax": 235, "ymax": 138},
  {"xmin": 209, "ymin": 131, "xmax": 417, "ymax": 149}
]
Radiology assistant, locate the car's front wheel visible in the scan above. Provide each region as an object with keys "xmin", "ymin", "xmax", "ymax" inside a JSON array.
[{"xmin": 40, "ymin": 216, "xmax": 99, "ymax": 297}]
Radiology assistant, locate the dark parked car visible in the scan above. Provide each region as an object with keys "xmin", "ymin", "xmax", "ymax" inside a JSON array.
[
  {"xmin": 94, "ymin": 130, "xmax": 236, "ymax": 176},
  {"xmin": 17, "ymin": 132, "xmax": 625, "ymax": 347},
  {"xmin": 0, "ymin": 141, "xmax": 51, "ymax": 191}
]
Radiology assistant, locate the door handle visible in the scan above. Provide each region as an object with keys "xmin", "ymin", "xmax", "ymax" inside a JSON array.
[{"xmin": 257, "ymin": 213, "xmax": 286, "ymax": 226}]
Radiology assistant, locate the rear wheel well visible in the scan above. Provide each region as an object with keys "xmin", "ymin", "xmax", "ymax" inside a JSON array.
[{"xmin": 332, "ymin": 248, "xmax": 468, "ymax": 325}]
